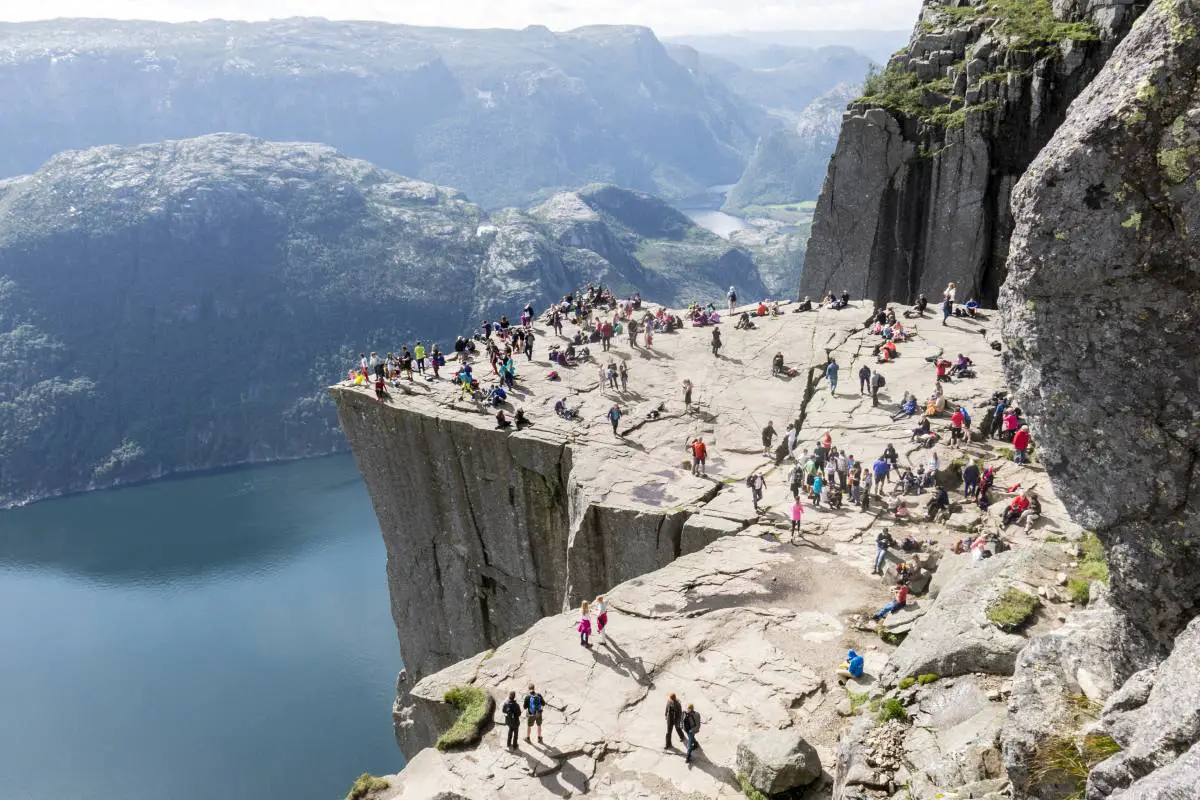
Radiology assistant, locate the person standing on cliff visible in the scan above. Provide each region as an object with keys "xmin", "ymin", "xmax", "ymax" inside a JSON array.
[
  {"xmin": 607, "ymin": 405, "xmax": 622, "ymax": 436},
  {"xmin": 682, "ymin": 703, "xmax": 701, "ymax": 763},
  {"xmin": 502, "ymin": 691, "xmax": 521, "ymax": 749},
  {"xmin": 524, "ymin": 685, "xmax": 545, "ymax": 744},
  {"xmin": 711, "ymin": 327, "xmax": 722, "ymax": 358},
  {"xmin": 664, "ymin": 693, "xmax": 685, "ymax": 749},
  {"xmin": 870, "ymin": 369, "xmax": 884, "ymax": 407},
  {"xmin": 761, "ymin": 420, "xmax": 776, "ymax": 455},
  {"xmin": 746, "ymin": 472, "xmax": 766, "ymax": 513},
  {"xmin": 826, "ymin": 358, "xmax": 839, "ymax": 395},
  {"xmin": 594, "ymin": 594, "xmax": 608, "ymax": 642},
  {"xmin": 689, "ymin": 437, "xmax": 708, "ymax": 477},
  {"xmin": 619, "ymin": 361, "xmax": 629, "ymax": 393},
  {"xmin": 523, "ymin": 330, "xmax": 535, "ymax": 361},
  {"xmin": 682, "ymin": 378, "xmax": 694, "ymax": 411},
  {"xmin": 413, "ymin": 341, "xmax": 427, "ymax": 375}
]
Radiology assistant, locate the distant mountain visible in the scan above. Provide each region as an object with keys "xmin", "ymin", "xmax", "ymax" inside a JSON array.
[
  {"xmin": 670, "ymin": 30, "xmax": 910, "ymax": 64},
  {"xmin": 666, "ymin": 40, "xmax": 871, "ymax": 124},
  {"xmin": 0, "ymin": 134, "xmax": 765, "ymax": 506},
  {"xmin": 724, "ymin": 83, "xmax": 862, "ymax": 211},
  {"xmin": 0, "ymin": 19, "xmax": 769, "ymax": 209}
]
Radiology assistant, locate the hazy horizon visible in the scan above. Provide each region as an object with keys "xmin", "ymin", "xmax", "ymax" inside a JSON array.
[{"xmin": 0, "ymin": 0, "xmax": 921, "ymax": 36}]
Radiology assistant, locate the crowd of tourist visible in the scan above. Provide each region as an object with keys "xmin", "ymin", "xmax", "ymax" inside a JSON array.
[{"xmin": 349, "ymin": 278, "xmax": 1044, "ymax": 765}]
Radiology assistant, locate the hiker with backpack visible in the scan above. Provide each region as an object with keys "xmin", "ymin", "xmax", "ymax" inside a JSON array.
[
  {"xmin": 682, "ymin": 704, "xmax": 702, "ymax": 763},
  {"xmin": 502, "ymin": 691, "xmax": 521, "ymax": 749},
  {"xmin": 524, "ymin": 685, "xmax": 545, "ymax": 744},
  {"xmin": 870, "ymin": 369, "xmax": 885, "ymax": 406},
  {"xmin": 747, "ymin": 472, "xmax": 766, "ymax": 513}
]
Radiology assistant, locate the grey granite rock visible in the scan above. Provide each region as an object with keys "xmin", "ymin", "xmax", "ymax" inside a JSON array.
[
  {"xmin": 800, "ymin": 0, "xmax": 1147, "ymax": 305},
  {"xmin": 999, "ymin": 0, "xmax": 1200, "ymax": 669},
  {"xmin": 736, "ymin": 729, "xmax": 823, "ymax": 794}
]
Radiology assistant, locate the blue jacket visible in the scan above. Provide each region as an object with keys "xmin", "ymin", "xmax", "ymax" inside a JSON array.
[
  {"xmin": 847, "ymin": 650, "xmax": 865, "ymax": 678},
  {"xmin": 826, "ymin": 362, "xmax": 839, "ymax": 379}
]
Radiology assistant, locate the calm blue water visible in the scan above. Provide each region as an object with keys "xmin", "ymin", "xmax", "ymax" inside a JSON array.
[{"xmin": 0, "ymin": 456, "xmax": 403, "ymax": 800}]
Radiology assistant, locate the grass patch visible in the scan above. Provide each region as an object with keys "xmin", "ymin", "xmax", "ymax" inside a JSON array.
[
  {"xmin": 898, "ymin": 676, "xmax": 917, "ymax": 690},
  {"xmin": 918, "ymin": 673, "xmax": 939, "ymax": 685},
  {"xmin": 1068, "ymin": 533, "xmax": 1109, "ymax": 604},
  {"xmin": 880, "ymin": 629, "xmax": 907, "ymax": 645},
  {"xmin": 1031, "ymin": 733, "xmax": 1120, "ymax": 799},
  {"xmin": 435, "ymin": 685, "xmax": 494, "ymax": 752},
  {"xmin": 1045, "ymin": 534, "xmax": 1067, "ymax": 543},
  {"xmin": 1067, "ymin": 578, "xmax": 1091, "ymax": 604},
  {"xmin": 986, "ymin": 0, "xmax": 1100, "ymax": 49},
  {"xmin": 847, "ymin": 688, "xmax": 870, "ymax": 713},
  {"xmin": 346, "ymin": 774, "xmax": 389, "ymax": 800},
  {"xmin": 738, "ymin": 773, "xmax": 769, "ymax": 800},
  {"xmin": 986, "ymin": 587, "xmax": 1040, "ymax": 631},
  {"xmin": 878, "ymin": 698, "xmax": 909, "ymax": 724}
]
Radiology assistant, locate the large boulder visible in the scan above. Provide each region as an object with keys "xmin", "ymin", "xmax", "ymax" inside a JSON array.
[
  {"xmin": 881, "ymin": 545, "xmax": 1068, "ymax": 684},
  {"xmin": 1002, "ymin": 590, "xmax": 1120, "ymax": 796},
  {"xmin": 999, "ymin": 0, "xmax": 1200, "ymax": 670},
  {"xmin": 736, "ymin": 730, "xmax": 823, "ymax": 794},
  {"xmin": 1087, "ymin": 616, "xmax": 1200, "ymax": 798}
]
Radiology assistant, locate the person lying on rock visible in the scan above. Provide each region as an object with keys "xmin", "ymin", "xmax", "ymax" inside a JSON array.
[{"xmin": 873, "ymin": 584, "xmax": 909, "ymax": 620}]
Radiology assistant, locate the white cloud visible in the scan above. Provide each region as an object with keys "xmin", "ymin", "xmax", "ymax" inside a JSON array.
[{"xmin": 0, "ymin": 0, "xmax": 922, "ymax": 35}]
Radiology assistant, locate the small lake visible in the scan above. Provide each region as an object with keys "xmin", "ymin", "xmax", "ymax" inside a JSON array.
[
  {"xmin": 0, "ymin": 455, "xmax": 402, "ymax": 800},
  {"xmin": 682, "ymin": 208, "xmax": 751, "ymax": 239}
]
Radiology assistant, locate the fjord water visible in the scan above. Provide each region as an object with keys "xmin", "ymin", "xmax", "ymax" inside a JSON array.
[{"xmin": 0, "ymin": 456, "xmax": 402, "ymax": 800}]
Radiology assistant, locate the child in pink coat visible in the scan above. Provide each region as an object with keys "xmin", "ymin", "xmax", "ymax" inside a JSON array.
[
  {"xmin": 577, "ymin": 600, "xmax": 593, "ymax": 647},
  {"xmin": 791, "ymin": 499, "xmax": 804, "ymax": 538}
]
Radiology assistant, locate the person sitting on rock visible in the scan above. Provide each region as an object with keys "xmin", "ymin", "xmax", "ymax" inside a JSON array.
[
  {"xmin": 796, "ymin": 296, "xmax": 814, "ymax": 312},
  {"xmin": 735, "ymin": 311, "xmax": 755, "ymax": 330},
  {"xmin": 910, "ymin": 415, "xmax": 932, "ymax": 444},
  {"xmin": 495, "ymin": 409, "xmax": 512, "ymax": 429},
  {"xmin": 892, "ymin": 392, "xmax": 918, "ymax": 420},
  {"xmin": 873, "ymin": 584, "xmax": 909, "ymax": 620},
  {"xmin": 926, "ymin": 488, "xmax": 951, "ymax": 522},
  {"xmin": 837, "ymin": 649, "xmax": 865, "ymax": 683},
  {"xmin": 877, "ymin": 340, "xmax": 898, "ymax": 363},
  {"xmin": 965, "ymin": 297, "xmax": 980, "ymax": 317},
  {"xmin": 772, "ymin": 351, "xmax": 785, "ymax": 376},
  {"xmin": 893, "ymin": 499, "xmax": 910, "ymax": 521},
  {"xmin": 1002, "ymin": 492, "xmax": 1032, "ymax": 528},
  {"xmin": 950, "ymin": 353, "xmax": 974, "ymax": 377}
]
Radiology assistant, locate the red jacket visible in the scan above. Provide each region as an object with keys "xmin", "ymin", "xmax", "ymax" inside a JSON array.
[
  {"xmin": 950, "ymin": 411, "xmax": 964, "ymax": 428},
  {"xmin": 691, "ymin": 441, "xmax": 707, "ymax": 460},
  {"xmin": 1012, "ymin": 429, "xmax": 1031, "ymax": 451}
]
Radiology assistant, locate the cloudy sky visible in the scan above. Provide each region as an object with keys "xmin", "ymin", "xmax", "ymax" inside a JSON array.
[{"xmin": 0, "ymin": 0, "xmax": 920, "ymax": 35}]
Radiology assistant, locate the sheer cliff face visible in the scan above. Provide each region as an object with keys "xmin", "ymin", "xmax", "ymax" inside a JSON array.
[
  {"xmin": 800, "ymin": 0, "xmax": 1147, "ymax": 305},
  {"xmin": 331, "ymin": 390, "xmax": 697, "ymax": 685},
  {"xmin": 1000, "ymin": 0, "xmax": 1199, "ymax": 673}
]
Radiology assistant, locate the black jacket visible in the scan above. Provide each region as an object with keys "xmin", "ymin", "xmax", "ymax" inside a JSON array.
[
  {"xmin": 502, "ymin": 699, "xmax": 521, "ymax": 725},
  {"xmin": 682, "ymin": 710, "xmax": 700, "ymax": 733},
  {"xmin": 665, "ymin": 698, "xmax": 682, "ymax": 722}
]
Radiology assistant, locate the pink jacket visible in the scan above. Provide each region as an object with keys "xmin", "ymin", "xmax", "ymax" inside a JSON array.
[
  {"xmin": 577, "ymin": 618, "xmax": 592, "ymax": 634},
  {"xmin": 791, "ymin": 503, "xmax": 804, "ymax": 522}
]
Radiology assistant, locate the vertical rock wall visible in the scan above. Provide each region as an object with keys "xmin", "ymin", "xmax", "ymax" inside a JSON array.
[
  {"xmin": 332, "ymin": 388, "xmax": 697, "ymax": 750},
  {"xmin": 1000, "ymin": 0, "xmax": 1200, "ymax": 671},
  {"xmin": 800, "ymin": 0, "xmax": 1147, "ymax": 305}
]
